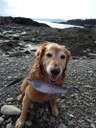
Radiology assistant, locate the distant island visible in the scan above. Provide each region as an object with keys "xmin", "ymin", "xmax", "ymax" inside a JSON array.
[{"xmin": 61, "ymin": 19, "xmax": 96, "ymax": 28}]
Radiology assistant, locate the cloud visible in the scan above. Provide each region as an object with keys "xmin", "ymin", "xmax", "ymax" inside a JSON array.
[
  {"xmin": 0, "ymin": 0, "xmax": 8, "ymax": 15},
  {"xmin": 1, "ymin": 0, "xmax": 96, "ymax": 19}
]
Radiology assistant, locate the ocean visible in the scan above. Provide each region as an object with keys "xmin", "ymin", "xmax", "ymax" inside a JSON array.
[{"xmin": 34, "ymin": 20, "xmax": 82, "ymax": 29}]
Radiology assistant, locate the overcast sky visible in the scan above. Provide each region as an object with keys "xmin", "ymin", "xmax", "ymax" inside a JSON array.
[{"xmin": 0, "ymin": 0, "xmax": 96, "ymax": 20}]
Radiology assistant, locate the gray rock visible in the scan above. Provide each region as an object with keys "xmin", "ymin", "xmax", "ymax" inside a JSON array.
[
  {"xmin": 0, "ymin": 50, "xmax": 3, "ymax": 55},
  {"xmin": 1, "ymin": 105, "xmax": 21, "ymax": 115},
  {"xmin": 83, "ymin": 85, "xmax": 94, "ymax": 89},
  {"xmin": 50, "ymin": 117, "xmax": 55, "ymax": 124},
  {"xmin": 88, "ymin": 70, "xmax": 93, "ymax": 73},
  {"xmin": 5, "ymin": 118, "xmax": 12, "ymax": 123},
  {"xmin": 58, "ymin": 123, "xmax": 67, "ymax": 128},
  {"xmin": 88, "ymin": 53, "xmax": 96, "ymax": 58},
  {"xmin": 25, "ymin": 44, "xmax": 39, "ymax": 52},
  {"xmin": 6, "ymin": 97, "xmax": 14, "ymax": 102},
  {"xmin": 7, "ymin": 76, "xmax": 12, "ymax": 79},
  {"xmin": 12, "ymin": 33, "xmax": 20, "ymax": 37},
  {"xmin": 6, "ymin": 123, "xmax": 12, "ymax": 128},
  {"xmin": 21, "ymin": 31, "xmax": 27, "ymax": 36},
  {"xmin": 68, "ymin": 114, "xmax": 74, "ymax": 118},
  {"xmin": 90, "ymin": 123, "xmax": 96, "ymax": 128},
  {"xmin": 0, "ymin": 32, "xmax": 3, "ymax": 37},
  {"xmin": 0, "ymin": 117, "xmax": 4, "ymax": 124},
  {"xmin": 25, "ymin": 121, "xmax": 32, "ymax": 127}
]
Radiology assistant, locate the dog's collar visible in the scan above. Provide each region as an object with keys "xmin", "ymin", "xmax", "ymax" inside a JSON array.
[{"xmin": 27, "ymin": 78, "xmax": 67, "ymax": 95}]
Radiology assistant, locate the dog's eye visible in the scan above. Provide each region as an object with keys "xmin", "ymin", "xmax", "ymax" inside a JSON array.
[
  {"xmin": 60, "ymin": 55, "xmax": 65, "ymax": 59},
  {"xmin": 46, "ymin": 53, "xmax": 52, "ymax": 58}
]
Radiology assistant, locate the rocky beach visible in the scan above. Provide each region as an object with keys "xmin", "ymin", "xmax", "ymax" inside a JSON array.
[{"xmin": 0, "ymin": 17, "xmax": 96, "ymax": 128}]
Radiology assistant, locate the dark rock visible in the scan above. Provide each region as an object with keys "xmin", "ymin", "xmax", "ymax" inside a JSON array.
[
  {"xmin": 58, "ymin": 123, "xmax": 67, "ymax": 128},
  {"xmin": 66, "ymin": 19, "xmax": 96, "ymax": 27},
  {"xmin": 0, "ymin": 16, "xmax": 49, "ymax": 27},
  {"xmin": 87, "ymin": 53, "xmax": 96, "ymax": 58},
  {"xmin": 13, "ymin": 17, "xmax": 49, "ymax": 27},
  {"xmin": 0, "ymin": 40, "xmax": 19, "ymax": 52},
  {"xmin": 12, "ymin": 36, "xmax": 20, "ymax": 40},
  {"xmin": 8, "ymin": 52, "xmax": 27, "ymax": 57},
  {"xmin": 24, "ymin": 51, "xmax": 30, "ymax": 54},
  {"xmin": 0, "ymin": 117, "xmax": 4, "ymax": 124}
]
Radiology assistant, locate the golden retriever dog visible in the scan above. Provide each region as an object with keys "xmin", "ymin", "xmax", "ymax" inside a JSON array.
[{"xmin": 15, "ymin": 41, "xmax": 72, "ymax": 128}]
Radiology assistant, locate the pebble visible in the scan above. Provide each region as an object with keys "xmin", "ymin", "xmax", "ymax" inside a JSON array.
[
  {"xmin": 0, "ymin": 117, "xmax": 4, "ymax": 124},
  {"xmin": 69, "ymin": 114, "xmax": 74, "ymax": 118},
  {"xmin": 88, "ymin": 70, "xmax": 93, "ymax": 73},
  {"xmin": 12, "ymin": 33, "xmax": 20, "ymax": 37},
  {"xmin": 1, "ymin": 105, "xmax": 21, "ymax": 115},
  {"xmin": 83, "ymin": 85, "xmax": 94, "ymax": 89},
  {"xmin": 6, "ymin": 123, "xmax": 12, "ymax": 128},
  {"xmin": 5, "ymin": 118, "xmax": 12, "ymax": 123},
  {"xmin": 7, "ymin": 76, "xmax": 12, "ymax": 79},
  {"xmin": 50, "ymin": 117, "xmax": 55, "ymax": 124},
  {"xmin": 6, "ymin": 97, "xmax": 14, "ymax": 102},
  {"xmin": 91, "ymin": 123, "xmax": 96, "ymax": 128},
  {"xmin": 21, "ymin": 31, "xmax": 27, "ymax": 36},
  {"xmin": 58, "ymin": 123, "xmax": 67, "ymax": 128},
  {"xmin": 25, "ymin": 121, "xmax": 32, "ymax": 127}
]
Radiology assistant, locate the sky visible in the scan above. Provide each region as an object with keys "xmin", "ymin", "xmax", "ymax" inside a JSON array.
[{"xmin": 0, "ymin": 0, "xmax": 96, "ymax": 20}]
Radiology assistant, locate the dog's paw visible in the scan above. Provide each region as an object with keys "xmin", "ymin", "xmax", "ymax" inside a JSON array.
[
  {"xmin": 15, "ymin": 118, "xmax": 24, "ymax": 128},
  {"xmin": 52, "ymin": 108, "xmax": 59, "ymax": 116}
]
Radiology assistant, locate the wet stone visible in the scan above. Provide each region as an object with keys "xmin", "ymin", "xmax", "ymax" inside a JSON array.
[
  {"xmin": 90, "ymin": 123, "xmax": 96, "ymax": 128},
  {"xmin": 49, "ymin": 117, "xmax": 56, "ymax": 124},
  {"xmin": 6, "ymin": 123, "xmax": 12, "ymax": 128},
  {"xmin": 25, "ymin": 120, "xmax": 32, "ymax": 127},
  {"xmin": 58, "ymin": 123, "xmax": 67, "ymax": 128},
  {"xmin": 5, "ymin": 118, "xmax": 12, "ymax": 123},
  {"xmin": 1, "ymin": 105, "xmax": 21, "ymax": 115},
  {"xmin": 0, "ymin": 117, "xmax": 4, "ymax": 124}
]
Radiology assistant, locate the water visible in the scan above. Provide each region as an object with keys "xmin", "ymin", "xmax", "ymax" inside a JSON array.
[{"xmin": 35, "ymin": 20, "xmax": 83, "ymax": 29}]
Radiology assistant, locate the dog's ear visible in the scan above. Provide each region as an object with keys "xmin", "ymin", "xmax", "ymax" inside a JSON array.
[
  {"xmin": 66, "ymin": 49, "xmax": 72, "ymax": 60},
  {"xmin": 35, "ymin": 42, "xmax": 47, "ymax": 57},
  {"xmin": 63, "ymin": 47, "xmax": 72, "ymax": 61},
  {"xmin": 35, "ymin": 41, "xmax": 48, "ymax": 67},
  {"xmin": 62, "ymin": 47, "xmax": 72, "ymax": 80}
]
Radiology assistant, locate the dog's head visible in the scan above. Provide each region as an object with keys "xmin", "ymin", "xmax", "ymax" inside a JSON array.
[{"xmin": 35, "ymin": 41, "xmax": 72, "ymax": 83}]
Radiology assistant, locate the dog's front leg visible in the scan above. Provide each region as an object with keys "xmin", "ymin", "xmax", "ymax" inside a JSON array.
[
  {"xmin": 50, "ymin": 95, "xmax": 58, "ymax": 116},
  {"xmin": 15, "ymin": 95, "xmax": 31, "ymax": 128}
]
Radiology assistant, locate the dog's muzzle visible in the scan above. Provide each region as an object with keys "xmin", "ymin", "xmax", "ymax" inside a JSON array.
[
  {"xmin": 50, "ymin": 67, "xmax": 61, "ymax": 82},
  {"xmin": 50, "ymin": 68, "xmax": 60, "ymax": 76}
]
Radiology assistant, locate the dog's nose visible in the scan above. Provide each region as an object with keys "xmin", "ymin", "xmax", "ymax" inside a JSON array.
[{"xmin": 51, "ymin": 68, "xmax": 60, "ymax": 75}]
